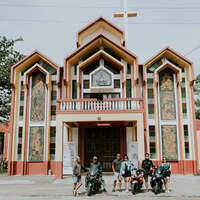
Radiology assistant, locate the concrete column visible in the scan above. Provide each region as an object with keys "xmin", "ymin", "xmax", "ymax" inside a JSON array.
[
  {"xmin": 137, "ymin": 114, "xmax": 145, "ymax": 163},
  {"xmin": 55, "ymin": 116, "xmax": 63, "ymax": 161},
  {"xmin": 55, "ymin": 115, "xmax": 63, "ymax": 179}
]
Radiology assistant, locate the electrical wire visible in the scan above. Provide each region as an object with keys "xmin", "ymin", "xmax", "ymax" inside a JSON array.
[
  {"xmin": 0, "ymin": 18, "xmax": 200, "ymax": 25},
  {"xmin": 1, "ymin": 3, "xmax": 200, "ymax": 10},
  {"xmin": 184, "ymin": 45, "xmax": 200, "ymax": 56}
]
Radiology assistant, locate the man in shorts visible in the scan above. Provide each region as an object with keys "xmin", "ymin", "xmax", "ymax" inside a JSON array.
[
  {"xmin": 72, "ymin": 156, "xmax": 84, "ymax": 196},
  {"xmin": 141, "ymin": 153, "xmax": 154, "ymax": 192},
  {"xmin": 112, "ymin": 153, "xmax": 122, "ymax": 192}
]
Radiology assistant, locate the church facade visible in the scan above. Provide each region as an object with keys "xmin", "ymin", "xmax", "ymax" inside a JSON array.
[{"xmin": 8, "ymin": 17, "xmax": 199, "ymax": 179}]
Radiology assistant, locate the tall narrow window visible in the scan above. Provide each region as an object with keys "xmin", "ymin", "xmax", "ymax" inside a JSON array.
[
  {"xmin": 74, "ymin": 65, "xmax": 77, "ymax": 75},
  {"xmin": 0, "ymin": 133, "xmax": 4, "ymax": 157},
  {"xmin": 17, "ymin": 127, "xmax": 23, "ymax": 160},
  {"xmin": 50, "ymin": 127, "xmax": 56, "ymax": 160},
  {"xmin": 147, "ymin": 78, "xmax": 154, "ymax": 119},
  {"xmin": 126, "ymin": 79, "xmax": 132, "ymax": 98},
  {"xmin": 19, "ymin": 81, "xmax": 24, "ymax": 121},
  {"xmin": 72, "ymin": 80, "xmax": 77, "ymax": 99},
  {"xmin": 181, "ymin": 78, "xmax": 187, "ymax": 119},
  {"xmin": 51, "ymin": 81, "xmax": 57, "ymax": 121},
  {"xmin": 127, "ymin": 63, "xmax": 131, "ymax": 74},
  {"xmin": 184, "ymin": 125, "xmax": 190, "ymax": 159},
  {"xmin": 149, "ymin": 126, "xmax": 156, "ymax": 159}
]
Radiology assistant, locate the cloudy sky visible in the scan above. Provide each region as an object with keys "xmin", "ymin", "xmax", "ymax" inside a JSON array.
[{"xmin": 0, "ymin": 0, "xmax": 200, "ymax": 76}]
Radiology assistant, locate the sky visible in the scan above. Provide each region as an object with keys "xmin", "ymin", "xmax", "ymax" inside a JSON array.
[{"xmin": 0, "ymin": 0, "xmax": 200, "ymax": 76}]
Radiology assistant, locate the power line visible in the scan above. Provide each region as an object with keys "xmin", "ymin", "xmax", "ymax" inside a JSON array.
[
  {"xmin": 1, "ymin": 3, "xmax": 200, "ymax": 10},
  {"xmin": 0, "ymin": 18, "xmax": 87, "ymax": 24},
  {"xmin": 184, "ymin": 45, "xmax": 200, "ymax": 56},
  {"xmin": 1, "ymin": 18, "xmax": 200, "ymax": 25}
]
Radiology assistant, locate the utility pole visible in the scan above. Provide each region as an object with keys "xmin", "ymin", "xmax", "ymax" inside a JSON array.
[{"xmin": 114, "ymin": 0, "xmax": 137, "ymax": 46}]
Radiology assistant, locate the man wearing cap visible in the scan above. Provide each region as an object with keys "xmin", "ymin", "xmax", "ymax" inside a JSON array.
[
  {"xmin": 141, "ymin": 153, "xmax": 154, "ymax": 192},
  {"xmin": 72, "ymin": 156, "xmax": 86, "ymax": 196}
]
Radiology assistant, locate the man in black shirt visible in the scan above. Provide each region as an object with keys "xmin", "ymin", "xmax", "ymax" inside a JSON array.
[
  {"xmin": 112, "ymin": 154, "xmax": 122, "ymax": 192},
  {"xmin": 141, "ymin": 153, "xmax": 154, "ymax": 192}
]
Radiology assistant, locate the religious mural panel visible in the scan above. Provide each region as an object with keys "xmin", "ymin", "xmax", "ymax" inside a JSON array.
[
  {"xmin": 159, "ymin": 70, "xmax": 176, "ymax": 120},
  {"xmin": 162, "ymin": 125, "xmax": 178, "ymax": 160},
  {"xmin": 29, "ymin": 126, "xmax": 44, "ymax": 161},
  {"xmin": 30, "ymin": 72, "xmax": 45, "ymax": 121},
  {"xmin": 91, "ymin": 68, "xmax": 112, "ymax": 87}
]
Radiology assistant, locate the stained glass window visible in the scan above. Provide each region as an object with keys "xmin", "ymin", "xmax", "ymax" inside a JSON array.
[
  {"xmin": 17, "ymin": 127, "xmax": 23, "ymax": 160},
  {"xmin": 50, "ymin": 127, "xmax": 56, "ymax": 160},
  {"xmin": 181, "ymin": 77, "xmax": 187, "ymax": 119},
  {"xmin": 184, "ymin": 125, "xmax": 190, "ymax": 159},
  {"xmin": 149, "ymin": 126, "xmax": 156, "ymax": 159},
  {"xmin": 147, "ymin": 77, "xmax": 154, "ymax": 119}
]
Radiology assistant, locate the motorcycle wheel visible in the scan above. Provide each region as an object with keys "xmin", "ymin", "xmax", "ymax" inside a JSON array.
[
  {"xmin": 87, "ymin": 183, "xmax": 92, "ymax": 196},
  {"xmin": 131, "ymin": 183, "xmax": 136, "ymax": 195},
  {"xmin": 154, "ymin": 183, "xmax": 159, "ymax": 195}
]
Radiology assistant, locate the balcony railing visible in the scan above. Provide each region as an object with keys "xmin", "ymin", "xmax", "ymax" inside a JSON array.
[{"xmin": 57, "ymin": 98, "xmax": 143, "ymax": 113}]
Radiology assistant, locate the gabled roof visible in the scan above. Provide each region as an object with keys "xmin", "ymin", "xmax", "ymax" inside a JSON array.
[
  {"xmin": 66, "ymin": 34, "xmax": 137, "ymax": 63},
  {"xmin": 77, "ymin": 17, "xmax": 125, "ymax": 47},
  {"xmin": 78, "ymin": 16, "xmax": 124, "ymax": 36},
  {"xmin": 144, "ymin": 46, "xmax": 193, "ymax": 68},
  {"xmin": 64, "ymin": 34, "xmax": 138, "ymax": 83},
  {"xmin": 11, "ymin": 50, "xmax": 60, "ymax": 84}
]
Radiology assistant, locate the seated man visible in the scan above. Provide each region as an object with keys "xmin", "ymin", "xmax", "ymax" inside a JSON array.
[{"xmin": 85, "ymin": 156, "xmax": 106, "ymax": 192}]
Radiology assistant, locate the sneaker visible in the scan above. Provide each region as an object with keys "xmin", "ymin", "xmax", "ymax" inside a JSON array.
[
  {"xmin": 125, "ymin": 189, "xmax": 129, "ymax": 193},
  {"xmin": 119, "ymin": 189, "xmax": 122, "ymax": 192},
  {"xmin": 103, "ymin": 188, "xmax": 107, "ymax": 192},
  {"xmin": 112, "ymin": 189, "xmax": 115, "ymax": 192}
]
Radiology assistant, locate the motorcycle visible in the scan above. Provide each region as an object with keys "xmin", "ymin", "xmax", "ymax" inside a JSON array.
[
  {"xmin": 85, "ymin": 165, "xmax": 102, "ymax": 196},
  {"xmin": 130, "ymin": 168, "xmax": 144, "ymax": 195},
  {"xmin": 150, "ymin": 166, "xmax": 163, "ymax": 194}
]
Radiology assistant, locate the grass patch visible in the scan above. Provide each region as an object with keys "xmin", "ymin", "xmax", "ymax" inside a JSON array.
[
  {"xmin": 194, "ymin": 171, "xmax": 200, "ymax": 176},
  {"xmin": 0, "ymin": 168, "xmax": 7, "ymax": 174}
]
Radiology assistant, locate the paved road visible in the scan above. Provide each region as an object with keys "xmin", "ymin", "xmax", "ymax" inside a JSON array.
[{"xmin": 0, "ymin": 174, "xmax": 200, "ymax": 200}]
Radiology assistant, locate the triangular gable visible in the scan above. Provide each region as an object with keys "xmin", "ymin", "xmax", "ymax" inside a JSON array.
[
  {"xmin": 66, "ymin": 34, "xmax": 137, "ymax": 63},
  {"xmin": 77, "ymin": 17, "xmax": 125, "ymax": 47},
  {"xmin": 144, "ymin": 46, "xmax": 193, "ymax": 68},
  {"xmin": 11, "ymin": 50, "xmax": 60, "ymax": 85}
]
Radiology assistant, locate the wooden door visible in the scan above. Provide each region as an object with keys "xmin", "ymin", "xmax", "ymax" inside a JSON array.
[{"xmin": 84, "ymin": 128, "xmax": 120, "ymax": 171}]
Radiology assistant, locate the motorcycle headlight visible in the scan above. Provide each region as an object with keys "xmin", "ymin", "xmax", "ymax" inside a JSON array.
[{"xmin": 155, "ymin": 174, "xmax": 161, "ymax": 178}]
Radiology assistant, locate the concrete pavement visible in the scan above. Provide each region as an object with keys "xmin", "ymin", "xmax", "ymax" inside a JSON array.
[{"xmin": 0, "ymin": 174, "xmax": 200, "ymax": 200}]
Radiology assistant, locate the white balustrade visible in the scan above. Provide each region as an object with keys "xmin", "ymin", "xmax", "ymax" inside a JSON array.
[{"xmin": 58, "ymin": 98, "xmax": 143, "ymax": 112}]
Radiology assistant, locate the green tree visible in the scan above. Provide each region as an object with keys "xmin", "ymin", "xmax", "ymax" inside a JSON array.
[
  {"xmin": 0, "ymin": 36, "xmax": 25, "ymax": 122},
  {"xmin": 194, "ymin": 74, "xmax": 200, "ymax": 119}
]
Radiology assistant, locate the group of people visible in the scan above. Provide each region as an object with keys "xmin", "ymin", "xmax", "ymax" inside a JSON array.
[{"xmin": 72, "ymin": 152, "xmax": 171, "ymax": 196}]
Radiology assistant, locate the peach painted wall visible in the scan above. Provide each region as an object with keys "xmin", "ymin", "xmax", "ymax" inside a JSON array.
[{"xmin": 0, "ymin": 122, "xmax": 10, "ymax": 160}]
